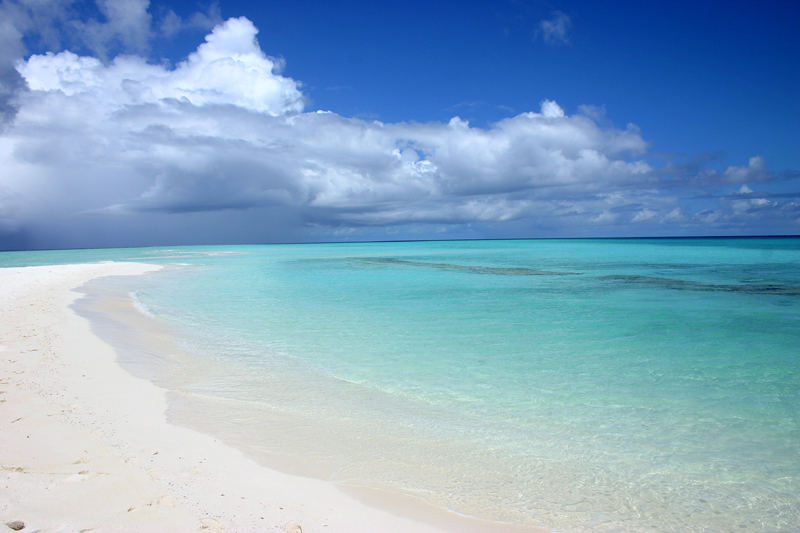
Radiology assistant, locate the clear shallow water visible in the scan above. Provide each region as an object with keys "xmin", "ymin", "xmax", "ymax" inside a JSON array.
[{"xmin": 4, "ymin": 238, "xmax": 800, "ymax": 531}]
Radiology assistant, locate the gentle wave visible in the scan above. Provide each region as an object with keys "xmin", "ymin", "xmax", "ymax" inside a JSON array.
[{"xmin": 128, "ymin": 291, "xmax": 155, "ymax": 317}]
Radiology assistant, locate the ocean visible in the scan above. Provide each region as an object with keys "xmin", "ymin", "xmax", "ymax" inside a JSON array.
[{"xmin": 3, "ymin": 238, "xmax": 799, "ymax": 531}]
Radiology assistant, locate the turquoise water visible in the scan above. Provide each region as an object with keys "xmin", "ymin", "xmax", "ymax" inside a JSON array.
[{"xmin": 3, "ymin": 238, "xmax": 800, "ymax": 531}]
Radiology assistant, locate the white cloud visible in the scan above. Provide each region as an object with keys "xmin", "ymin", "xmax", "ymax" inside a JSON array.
[
  {"xmin": 632, "ymin": 208, "xmax": 657, "ymax": 222},
  {"xmin": 5, "ymin": 16, "xmax": 657, "ymax": 235},
  {"xmin": 18, "ymin": 17, "xmax": 304, "ymax": 115},
  {"xmin": 0, "ymin": 11, "xmax": 796, "ymax": 247},
  {"xmin": 662, "ymin": 208, "xmax": 685, "ymax": 223},
  {"xmin": 540, "ymin": 99, "xmax": 565, "ymax": 118},
  {"xmin": 591, "ymin": 210, "xmax": 617, "ymax": 224},
  {"xmin": 695, "ymin": 209, "xmax": 722, "ymax": 224},
  {"xmin": 730, "ymin": 197, "xmax": 775, "ymax": 216},
  {"xmin": 722, "ymin": 155, "xmax": 767, "ymax": 183},
  {"xmin": 538, "ymin": 11, "xmax": 571, "ymax": 46}
]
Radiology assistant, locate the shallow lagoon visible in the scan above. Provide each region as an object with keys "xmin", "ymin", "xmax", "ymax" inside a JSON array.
[{"xmin": 6, "ymin": 237, "xmax": 800, "ymax": 531}]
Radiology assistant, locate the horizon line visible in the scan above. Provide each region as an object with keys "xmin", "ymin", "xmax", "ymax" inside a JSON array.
[{"xmin": 2, "ymin": 233, "xmax": 799, "ymax": 254}]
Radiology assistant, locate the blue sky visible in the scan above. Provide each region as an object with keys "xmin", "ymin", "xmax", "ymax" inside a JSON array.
[
  {"xmin": 0, "ymin": 0, "xmax": 798, "ymax": 249},
  {"xmin": 251, "ymin": 0, "xmax": 799, "ymax": 167},
  {"xmin": 156, "ymin": 0, "xmax": 800, "ymax": 168}
]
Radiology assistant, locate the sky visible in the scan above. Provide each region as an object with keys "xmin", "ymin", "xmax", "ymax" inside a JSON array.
[{"xmin": 0, "ymin": 0, "xmax": 798, "ymax": 250}]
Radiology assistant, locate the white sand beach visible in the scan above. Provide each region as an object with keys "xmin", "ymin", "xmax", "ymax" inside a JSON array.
[{"xmin": 0, "ymin": 262, "xmax": 540, "ymax": 533}]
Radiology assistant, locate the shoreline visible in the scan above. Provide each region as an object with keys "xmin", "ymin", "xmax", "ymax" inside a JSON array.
[{"xmin": 0, "ymin": 262, "xmax": 546, "ymax": 532}]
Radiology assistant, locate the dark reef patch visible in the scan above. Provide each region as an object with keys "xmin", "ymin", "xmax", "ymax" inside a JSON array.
[
  {"xmin": 599, "ymin": 275, "xmax": 800, "ymax": 295},
  {"xmin": 360, "ymin": 257, "xmax": 575, "ymax": 276}
]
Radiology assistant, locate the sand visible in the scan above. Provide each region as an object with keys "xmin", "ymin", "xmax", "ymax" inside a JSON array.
[{"xmin": 0, "ymin": 261, "xmax": 516, "ymax": 533}]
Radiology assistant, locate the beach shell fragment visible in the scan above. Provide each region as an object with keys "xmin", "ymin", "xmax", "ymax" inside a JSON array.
[{"xmin": 5, "ymin": 521, "xmax": 25, "ymax": 531}]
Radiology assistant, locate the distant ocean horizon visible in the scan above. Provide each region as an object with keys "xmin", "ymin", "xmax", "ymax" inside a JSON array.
[
  {"xmin": 3, "ymin": 233, "xmax": 800, "ymax": 255},
  {"xmin": 3, "ymin": 237, "xmax": 799, "ymax": 531}
]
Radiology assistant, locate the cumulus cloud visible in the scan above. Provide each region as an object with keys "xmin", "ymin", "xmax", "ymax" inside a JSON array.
[
  {"xmin": 19, "ymin": 17, "xmax": 304, "ymax": 114},
  {"xmin": 722, "ymin": 156, "xmax": 768, "ymax": 183},
  {"xmin": 538, "ymin": 11, "xmax": 571, "ymax": 46},
  {"xmin": 0, "ymin": 9, "xmax": 796, "ymax": 248},
  {"xmin": 0, "ymin": 0, "xmax": 220, "ymax": 127},
  {"xmin": 3, "ymin": 17, "xmax": 657, "ymax": 236}
]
